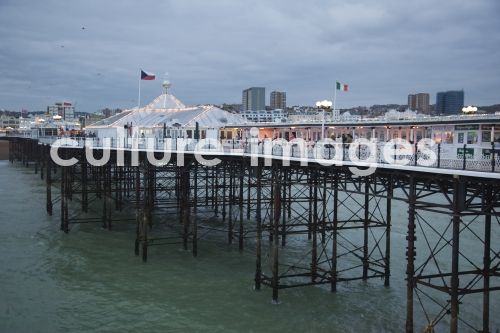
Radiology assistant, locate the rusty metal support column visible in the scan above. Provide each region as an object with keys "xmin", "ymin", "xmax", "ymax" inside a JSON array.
[
  {"xmin": 60, "ymin": 164, "xmax": 69, "ymax": 233},
  {"xmin": 311, "ymin": 169, "xmax": 318, "ymax": 282},
  {"xmin": 247, "ymin": 171, "xmax": 252, "ymax": 220},
  {"xmin": 135, "ymin": 210, "xmax": 141, "ymax": 256},
  {"xmin": 101, "ymin": 165, "xmax": 108, "ymax": 229},
  {"xmin": 406, "ymin": 174, "xmax": 416, "ymax": 333},
  {"xmin": 238, "ymin": 162, "xmax": 245, "ymax": 252},
  {"xmin": 308, "ymin": 173, "xmax": 313, "ymax": 240},
  {"xmin": 254, "ymin": 165, "xmax": 262, "ymax": 290},
  {"xmin": 146, "ymin": 164, "xmax": 154, "ymax": 229},
  {"xmin": 271, "ymin": 166, "xmax": 281, "ymax": 302},
  {"xmin": 60, "ymin": 165, "xmax": 65, "ymax": 231},
  {"xmin": 331, "ymin": 171, "xmax": 339, "ymax": 292},
  {"xmin": 385, "ymin": 175, "xmax": 393, "ymax": 287},
  {"xmin": 287, "ymin": 170, "xmax": 292, "ymax": 220},
  {"xmin": 34, "ymin": 147, "xmax": 38, "ymax": 174},
  {"xmin": 205, "ymin": 167, "xmax": 209, "ymax": 206},
  {"xmin": 228, "ymin": 163, "xmax": 233, "ymax": 244},
  {"xmin": 214, "ymin": 166, "xmax": 219, "ymax": 216},
  {"xmin": 141, "ymin": 164, "xmax": 150, "ymax": 262},
  {"xmin": 142, "ymin": 211, "xmax": 148, "ymax": 262},
  {"xmin": 181, "ymin": 165, "xmax": 190, "ymax": 251},
  {"xmin": 40, "ymin": 145, "xmax": 44, "ymax": 180},
  {"xmin": 107, "ymin": 164, "xmax": 113, "ymax": 229},
  {"xmin": 135, "ymin": 166, "xmax": 141, "ymax": 207},
  {"xmin": 363, "ymin": 176, "xmax": 370, "ymax": 280},
  {"xmin": 281, "ymin": 167, "xmax": 287, "ymax": 247},
  {"xmin": 193, "ymin": 160, "xmax": 198, "ymax": 257},
  {"xmin": 81, "ymin": 158, "xmax": 88, "ymax": 213},
  {"xmin": 115, "ymin": 166, "xmax": 121, "ymax": 210},
  {"xmin": 134, "ymin": 164, "xmax": 141, "ymax": 257},
  {"xmin": 482, "ymin": 184, "xmax": 492, "ymax": 333},
  {"xmin": 46, "ymin": 147, "xmax": 53, "ymax": 216},
  {"xmin": 450, "ymin": 177, "xmax": 462, "ymax": 333},
  {"xmin": 321, "ymin": 171, "xmax": 327, "ymax": 244}
]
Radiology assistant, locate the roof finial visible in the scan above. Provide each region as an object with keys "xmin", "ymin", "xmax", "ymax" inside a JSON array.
[
  {"xmin": 162, "ymin": 80, "xmax": 172, "ymax": 94},
  {"xmin": 162, "ymin": 71, "xmax": 171, "ymax": 94}
]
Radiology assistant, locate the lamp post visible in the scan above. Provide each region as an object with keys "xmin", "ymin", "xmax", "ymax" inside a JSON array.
[{"xmin": 316, "ymin": 100, "xmax": 333, "ymax": 140}]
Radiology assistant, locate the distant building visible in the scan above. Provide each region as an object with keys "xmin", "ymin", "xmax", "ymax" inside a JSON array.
[
  {"xmin": 0, "ymin": 114, "xmax": 20, "ymax": 128},
  {"xmin": 101, "ymin": 108, "xmax": 122, "ymax": 118},
  {"xmin": 270, "ymin": 91, "xmax": 286, "ymax": 110},
  {"xmin": 408, "ymin": 93, "xmax": 430, "ymax": 114},
  {"xmin": 220, "ymin": 103, "xmax": 242, "ymax": 113},
  {"xmin": 242, "ymin": 87, "xmax": 265, "ymax": 111},
  {"xmin": 435, "ymin": 90, "xmax": 464, "ymax": 115},
  {"xmin": 79, "ymin": 113, "xmax": 105, "ymax": 129},
  {"xmin": 47, "ymin": 102, "xmax": 75, "ymax": 120},
  {"xmin": 241, "ymin": 109, "xmax": 287, "ymax": 123}
]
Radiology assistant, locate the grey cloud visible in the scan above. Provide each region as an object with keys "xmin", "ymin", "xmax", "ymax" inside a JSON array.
[{"xmin": 0, "ymin": 0, "xmax": 499, "ymax": 112}]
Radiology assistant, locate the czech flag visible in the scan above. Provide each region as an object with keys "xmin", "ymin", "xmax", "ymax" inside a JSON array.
[{"xmin": 141, "ymin": 70, "xmax": 156, "ymax": 80}]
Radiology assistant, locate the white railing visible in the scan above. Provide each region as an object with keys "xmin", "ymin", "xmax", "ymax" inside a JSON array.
[
  {"xmin": 239, "ymin": 113, "xmax": 500, "ymax": 126},
  {"xmin": 7, "ymin": 134, "xmax": 500, "ymax": 173}
]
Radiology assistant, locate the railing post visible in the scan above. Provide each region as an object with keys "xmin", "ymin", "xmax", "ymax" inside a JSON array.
[
  {"xmin": 491, "ymin": 142, "xmax": 495, "ymax": 172},
  {"xmin": 393, "ymin": 143, "xmax": 397, "ymax": 164},
  {"xmin": 437, "ymin": 143, "xmax": 441, "ymax": 168},
  {"xmin": 462, "ymin": 143, "xmax": 467, "ymax": 170},
  {"xmin": 414, "ymin": 143, "xmax": 418, "ymax": 166}
]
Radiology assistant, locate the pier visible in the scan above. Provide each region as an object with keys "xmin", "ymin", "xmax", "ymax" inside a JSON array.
[{"xmin": 5, "ymin": 136, "xmax": 500, "ymax": 333}]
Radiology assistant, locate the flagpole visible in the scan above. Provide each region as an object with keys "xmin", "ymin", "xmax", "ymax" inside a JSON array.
[
  {"xmin": 333, "ymin": 81, "xmax": 337, "ymax": 119},
  {"xmin": 138, "ymin": 70, "xmax": 142, "ymax": 108}
]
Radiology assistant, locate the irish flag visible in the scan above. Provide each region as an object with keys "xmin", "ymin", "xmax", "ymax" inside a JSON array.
[{"xmin": 336, "ymin": 81, "xmax": 348, "ymax": 91}]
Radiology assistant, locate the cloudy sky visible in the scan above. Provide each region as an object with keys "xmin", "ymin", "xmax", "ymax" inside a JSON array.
[{"xmin": 0, "ymin": 0, "xmax": 499, "ymax": 112}]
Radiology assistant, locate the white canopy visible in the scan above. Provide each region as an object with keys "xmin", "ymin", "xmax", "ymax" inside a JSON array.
[{"xmin": 88, "ymin": 91, "xmax": 244, "ymax": 129}]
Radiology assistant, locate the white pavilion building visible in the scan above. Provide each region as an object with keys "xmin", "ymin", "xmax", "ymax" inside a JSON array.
[{"xmin": 86, "ymin": 81, "xmax": 245, "ymax": 142}]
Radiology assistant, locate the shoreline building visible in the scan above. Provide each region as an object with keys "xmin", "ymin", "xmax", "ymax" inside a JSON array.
[
  {"xmin": 242, "ymin": 87, "xmax": 265, "ymax": 111},
  {"xmin": 0, "ymin": 113, "xmax": 20, "ymax": 129},
  {"xmin": 240, "ymin": 109, "xmax": 287, "ymax": 123},
  {"xmin": 408, "ymin": 93, "xmax": 430, "ymax": 114},
  {"xmin": 435, "ymin": 90, "xmax": 464, "ymax": 115},
  {"xmin": 270, "ymin": 91, "xmax": 286, "ymax": 110},
  {"xmin": 47, "ymin": 102, "xmax": 75, "ymax": 121}
]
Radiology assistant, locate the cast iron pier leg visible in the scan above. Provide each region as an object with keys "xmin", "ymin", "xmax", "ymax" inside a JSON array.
[
  {"xmin": 385, "ymin": 175, "xmax": 392, "ymax": 287},
  {"xmin": 331, "ymin": 172, "xmax": 339, "ymax": 292},
  {"xmin": 482, "ymin": 184, "xmax": 492, "ymax": 333},
  {"xmin": 406, "ymin": 175, "xmax": 416, "ymax": 333},
  {"xmin": 272, "ymin": 166, "xmax": 281, "ymax": 302},
  {"xmin": 255, "ymin": 165, "xmax": 262, "ymax": 290}
]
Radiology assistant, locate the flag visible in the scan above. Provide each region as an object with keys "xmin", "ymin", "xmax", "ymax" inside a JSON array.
[
  {"xmin": 336, "ymin": 81, "xmax": 348, "ymax": 91},
  {"xmin": 141, "ymin": 70, "xmax": 156, "ymax": 80}
]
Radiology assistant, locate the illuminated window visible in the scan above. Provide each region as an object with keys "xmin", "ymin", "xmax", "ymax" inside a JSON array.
[
  {"xmin": 458, "ymin": 133, "xmax": 464, "ymax": 144},
  {"xmin": 467, "ymin": 131, "xmax": 478, "ymax": 144}
]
